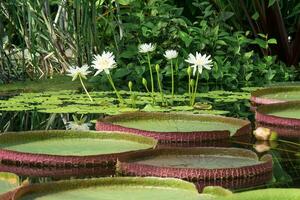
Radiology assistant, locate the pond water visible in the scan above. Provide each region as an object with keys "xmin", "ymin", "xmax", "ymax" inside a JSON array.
[{"xmin": 0, "ymin": 134, "xmax": 299, "ymax": 194}]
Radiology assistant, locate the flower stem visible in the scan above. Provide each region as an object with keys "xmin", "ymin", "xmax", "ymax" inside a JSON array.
[
  {"xmin": 171, "ymin": 59, "xmax": 174, "ymax": 101},
  {"xmin": 156, "ymin": 67, "xmax": 165, "ymax": 105},
  {"xmin": 79, "ymin": 76, "xmax": 93, "ymax": 102},
  {"xmin": 106, "ymin": 73, "xmax": 124, "ymax": 104},
  {"xmin": 191, "ymin": 72, "xmax": 200, "ymax": 106},
  {"xmin": 147, "ymin": 53, "xmax": 154, "ymax": 94}
]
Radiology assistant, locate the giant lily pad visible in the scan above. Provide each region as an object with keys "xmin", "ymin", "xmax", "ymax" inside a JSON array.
[
  {"xmin": 2, "ymin": 177, "xmax": 210, "ymax": 200},
  {"xmin": 0, "ymin": 130, "xmax": 156, "ymax": 167},
  {"xmin": 96, "ymin": 112, "xmax": 251, "ymax": 143},
  {"xmin": 0, "ymin": 172, "xmax": 19, "ymax": 195},
  {"xmin": 256, "ymin": 101, "xmax": 300, "ymax": 132},
  {"xmin": 117, "ymin": 147, "xmax": 272, "ymax": 181},
  {"xmin": 251, "ymin": 86, "xmax": 300, "ymax": 106},
  {"xmin": 203, "ymin": 187, "xmax": 300, "ymax": 200}
]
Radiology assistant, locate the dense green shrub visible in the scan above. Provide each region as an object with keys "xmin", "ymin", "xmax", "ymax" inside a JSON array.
[{"xmin": 0, "ymin": 0, "xmax": 297, "ymax": 90}]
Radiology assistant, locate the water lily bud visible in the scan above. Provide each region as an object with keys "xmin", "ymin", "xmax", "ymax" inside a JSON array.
[
  {"xmin": 187, "ymin": 66, "xmax": 192, "ymax": 76},
  {"xmin": 128, "ymin": 81, "xmax": 133, "ymax": 90},
  {"xmin": 190, "ymin": 79, "xmax": 195, "ymax": 87},
  {"xmin": 155, "ymin": 64, "xmax": 160, "ymax": 72},
  {"xmin": 253, "ymin": 127, "xmax": 278, "ymax": 141},
  {"xmin": 142, "ymin": 78, "xmax": 147, "ymax": 86}
]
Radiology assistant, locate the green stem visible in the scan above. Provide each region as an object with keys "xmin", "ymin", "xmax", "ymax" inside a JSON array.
[
  {"xmin": 79, "ymin": 76, "xmax": 93, "ymax": 102},
  {"xmin": 171, "ymin": 59, "xmax": 174, "ymax": 101},
  {"xmin": 156, "ymin": 68, "xmax": 165, "ymax": 105},
  {"xmin": 190, "ymin": 80, "xmax": 194, "ymax": 106},
  {"xmin": 278, "ymin": 139, "xmax": 300, "ymax": 147},
  {"xmin": 106, "ymin": 73, "xmax": 124, "ymax": 104},
  {"xmin": 191, "ymin": 72, "xmax": 200, "ymax": 106},
  {"xmin": 147, "ymin": 53, "xmax": 154, "ymax": 94}
]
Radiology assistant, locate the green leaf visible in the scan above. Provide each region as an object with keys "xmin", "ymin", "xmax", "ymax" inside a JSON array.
[
  {"xmin": 268, "ymin": 0, "xmax": 276, "ymax": 7},
  {"xmin": 267, "ymin": 38, "xmax": 277, "ymax": 44},
  {"xmin": 252, "ymin": 12, "xmax": 259, "ymax": 20},
  {"xmin": 178, "ymin": 31, "xmax": 193, "ymax": 47},
  {"xmin": 115, "ymin": 0, "xmax": 135, "ymax": 5}
]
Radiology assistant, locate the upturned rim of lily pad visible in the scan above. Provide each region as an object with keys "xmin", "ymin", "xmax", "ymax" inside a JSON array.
[
  {"xmin": 251, "ymin": 86, "xmax": 300, "ymax": 106},
  {"xmin": 2, "ymin": 177, "xmax": 201, "ymax": 200},
  {"xmin": 0, "ymin": 130, "xmax": 157, "ymax": 168},
  {"xmin": 117, "ymin": 147, "xmax": 273, "ymax": 181},
  {"xmin": 96, "ymin": 112, "xmax": 251, "ymax": 143},
  {"xmin": 256, "ymin": 101, "xmax": 300, "ymax": 129}
]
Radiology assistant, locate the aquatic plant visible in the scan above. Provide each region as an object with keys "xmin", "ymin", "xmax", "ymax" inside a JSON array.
[
  {"xmin": 185, "ymin": 52, "xmax": 213, "ymax": 105},
  {"xmin": 66, "ymin": 65, "xmax": 93, "ymax": 102},
  {"xmin": 92, "ymin": 51, "xmax": 124, "ymax": 104},
  {"xmin": 138, "ymin": 43, "xmax": 156, "ymax": 100},
  {"xmin": 164, "ymin": 49, "xmax": 178, "ymax": 102}
]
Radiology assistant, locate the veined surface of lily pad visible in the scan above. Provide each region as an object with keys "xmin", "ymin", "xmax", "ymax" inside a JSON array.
[
  {"xmin": 0, "ymin": 130, "xmax": 156, "ymax": 167},
  {"xmin": 203, "ymin": 187, "xmax": 300, "ymax": 200},
  {"xmin": 251, "ymin": 86, "xmax": 300, "ymax": 105},
  {"xmin": 117, "ymin": 147, "xmax": 272, "ymax": 181},
  {"xmin": 96, "ymin": 112, "xmax": 251, "ymax": 143},
  {"xmin": 2, "ymin": 177, "xmax": 209, "ymax": 200},
  {"xmin": 0, "ymin": 172, "xmax": 19, "ymax": 195},
  {"xmin": 256, "ymin": 101, "xmax": 300, "ymax": 131}
]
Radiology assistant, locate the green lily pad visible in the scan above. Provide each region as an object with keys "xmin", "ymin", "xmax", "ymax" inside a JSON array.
[
  {"xmin": 7, "ymin": 177, "xmax": 209, "ymax": 200},
  {"xmin": 251, "ymin": 86, "xmax": 300, "ymax": 105},
  {"xmin": 0, "ymin": 172, "xmax": 19, "ymax": 195},
  {"xmin": 0, "ymin": 130, "xmax": 156, "ymax": 167}
]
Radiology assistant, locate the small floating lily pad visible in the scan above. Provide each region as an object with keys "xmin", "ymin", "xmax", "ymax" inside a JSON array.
[
  {"xmin": 251, "ymin": 86, "xmax": 300, "ymax": 105},
  {"xmin": 5, "ymin": 177, "xmax": 208, "ymax": 200},
  {"xmin": 0, "ymin": 172, "xmax": 19, "ymax": 195},
  {"xmin": 0, "ymin": 130, "xmax": 156, "ymax": 167},
  {"xmin": 117, "ymin": 147, "xmax": 272, "ymax": 181},
  {"xmin": 96, "ymin": 112, "xmax": 251, "ymax": 143},
  {"xmin": 256, "ymin": 101, "xmax": 300, "ymax": 131}
]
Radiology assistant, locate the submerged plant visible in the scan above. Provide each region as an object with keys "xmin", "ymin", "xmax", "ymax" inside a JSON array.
[
  {"xmin": 66, "ymin": 65, "xmax": 93, "ymax": 102},
  {"xmin": 138, "ymin": 43, "xmax": 156, "ymax": 97},
  {"xmin": 92, "ymin": 51, "xmax": 124, "ymax": 104},
  {"xmin": 164, "ymin": 49, "xmax": 178, "ymax": 102},
  {"xmin": 185, "ymin": 52, "xmax": 213, "ymax": 105}
]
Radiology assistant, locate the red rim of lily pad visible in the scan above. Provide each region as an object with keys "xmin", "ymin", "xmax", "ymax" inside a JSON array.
[
  {"xmin": 0, "ymin": 130, "xmax": 157, "ymax": 168},
  {"xmin": 255, "ymin": 101, "xmax": 300, "ymax": 129},
  {"xmin": 0, "ymin": 164, "xmax": 115, "ymax": 179},
  {"xmin": 251, "ymin": 86, "xmax": 300, "ymax": 106},
  {"xmin": 96, "ymin": 112, "xmax": 251, "ymax": 143},
  {"xmin": 195, "ymin": 171, "xmax": 272, "ymax": 192},
  {"xmin": 117, "ymin": 147, "xmax": 273, "ymax": 181}
]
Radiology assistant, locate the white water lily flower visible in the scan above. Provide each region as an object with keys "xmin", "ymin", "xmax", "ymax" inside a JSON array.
[
  {"xmin": 164, "ymin": 49, "xmax": 178, "ymax": 60},
  {"xmin": 66, "ymin": 122, "xmax": 91, "ymax": 131},
  {"xmin": 66, "ymin": 64, "xmax": 91, "ymax": 81},
  {"xmin": 185, "ymin": 52, "xmax": 213, "ymax": 76},
  {"xmin": 92, "ymin": 51, "xmax": 116, "ymax": 75},
  {"xmin": 138, "ymin": 43, "xmax": 156, "ymax": 53}
]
